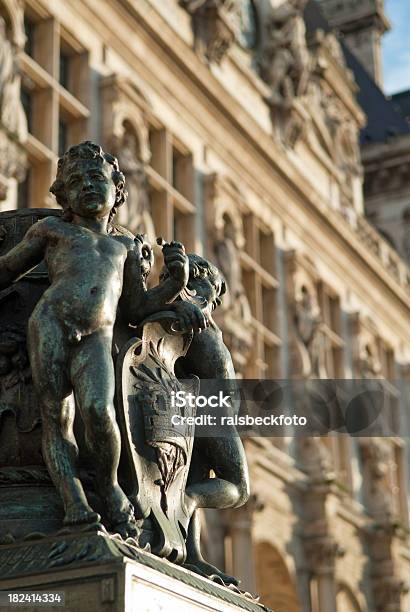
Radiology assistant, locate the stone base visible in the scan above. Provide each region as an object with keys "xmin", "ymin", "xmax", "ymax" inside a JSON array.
[{"xmin": 0, "ymin": 530, "xmax": 269, "ymax": 611}]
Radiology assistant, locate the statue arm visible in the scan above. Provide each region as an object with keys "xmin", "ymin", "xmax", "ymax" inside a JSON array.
[
  {"xmin": 120, "ymin": 246, "xmax": 188, "ymax": 325},
  {"xmin": 0, "ymin": 222, "xmax": 46, "ymax": 289}
]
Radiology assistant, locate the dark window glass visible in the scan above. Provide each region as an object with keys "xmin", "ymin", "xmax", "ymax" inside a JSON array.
[
  {"xmin": 58, "ymin": 120, "xmax": 68, "ymax": 157},
  {"xmin": 24, "ymin": 17, "xmax": 35, "ymax": 57},
  {"xmin": 20, "ymin": 88, "xmax": 32, "ymax": 133},
  {"xmin": 59, "ymin": 53, "xmax": 70, "ymax": 89},
  {"xmin": 17, "ymin": 170, "xmax": 30, "ymax": 209}
]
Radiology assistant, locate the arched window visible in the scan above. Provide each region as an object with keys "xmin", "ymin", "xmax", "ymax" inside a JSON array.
[{"xmin": 255, "ymin": 541, "xmax": 301, "ymax": 612}]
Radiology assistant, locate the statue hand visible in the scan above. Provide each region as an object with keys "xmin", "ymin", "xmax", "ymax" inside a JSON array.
[
  {"xmin": 171, "ymin": 301, "xmax": 208, "ymax": 334},
  {"xmin": 162, "ymin": 241, "xmax": 189, "ymax": 285}
]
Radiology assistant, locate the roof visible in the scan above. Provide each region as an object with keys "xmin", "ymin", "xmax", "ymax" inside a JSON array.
[
  {"xmin": 392, "ymin": 90, "xmax": 410, "ymax": 123},
  {"xmin": 304, "ymin": 0, "xmax": 332, "ymax": 35},
  {"xmin": 343, "ymin": 45, "xmax": 410, "ymax": 143}
]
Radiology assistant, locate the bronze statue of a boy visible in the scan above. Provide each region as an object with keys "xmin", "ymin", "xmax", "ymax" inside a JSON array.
[{"xmin": 0, "ymin": 141, "xmax": 192, "ymax": 538}]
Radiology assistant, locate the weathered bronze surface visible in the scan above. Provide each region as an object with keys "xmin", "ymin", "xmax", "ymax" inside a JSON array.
[{"xmin": 0, "ymin": 141, "xmax": 255, "ymax": 604}]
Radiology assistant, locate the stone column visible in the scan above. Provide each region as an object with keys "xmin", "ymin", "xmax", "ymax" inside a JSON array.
[{"xmin": 304, "ymin": 536, "xmax": 344, "ymax": 612}]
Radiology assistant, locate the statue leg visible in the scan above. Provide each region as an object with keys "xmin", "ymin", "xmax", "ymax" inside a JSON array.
[
  {"xmin": 70, "ymin": 331, "xmax": 139, "ymax": 539},
  {"xmin": 185, "ymin": 433, "xmax": 250, "ymax": 511},
  {"xmin": 183, "ymin": 434, "xmax": 250, "ymax": 584},
  {"xmin": 27, "ymin": 312, "xmax": 99, "ymax": 526},
  {"xmin": 184, "ymin": 509, "xmax": 239, "ymax": 586}
]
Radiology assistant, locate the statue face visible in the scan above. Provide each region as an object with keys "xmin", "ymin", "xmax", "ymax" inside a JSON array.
[
  {"xmin": 188, "ymin": 275, "xmax": 222, "ymax": 311},
  {"xmin": 64, "ymin": 159, "xmax": 117, "ymax": 219}
]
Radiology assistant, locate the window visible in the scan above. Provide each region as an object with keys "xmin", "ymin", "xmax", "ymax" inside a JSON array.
[
  {"xmin": 19, "ymin": 2, "xmax": 90, "ymax": 208},
  {"xmin": 318, "ymin": 283, "xmax": 344, "ymax": 378},
  {"xmin": 146, "ymin": 125, "xmax": 195, "ymax": 251},
  {"xmin": 241, "ymin": 213, "xmax": 280, "ymax": 378},
  {"xmin": 20, "ymin": 87, "xmax": 32, "ymax": 132},
  {"xmin": 17, "ymin": 170, "xmax": 30, "ymax": 209},
  {"xmin": 58, "ymin": 120, "xmax": 68, "ymax": 157}
]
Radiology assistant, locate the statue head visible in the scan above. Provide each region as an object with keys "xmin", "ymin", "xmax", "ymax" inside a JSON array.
[
  {"xmin": 186, "ymin": 254, "xmax": 226, "ymax": 311},
  {"xmin": 160, "ymin": 253, "xmax": 226, "ymax": 311},
  {"xmin": 50, "ymin": 141, "xmax": 127, "ymax": 223}
]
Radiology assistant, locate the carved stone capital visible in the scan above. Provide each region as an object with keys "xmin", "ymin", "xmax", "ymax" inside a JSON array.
[
  {"xmin": 373, "ymin": 576, "xmax": 409, "ymax": 612},
  {"xmin": 304, "ymin": 535, "xmax": 345, "ymax": 574}
]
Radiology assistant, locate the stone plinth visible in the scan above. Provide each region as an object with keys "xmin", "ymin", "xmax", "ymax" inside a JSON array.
[{"xmin": 0, "ymin": 531, "xmax": 269, "ymax": 612}]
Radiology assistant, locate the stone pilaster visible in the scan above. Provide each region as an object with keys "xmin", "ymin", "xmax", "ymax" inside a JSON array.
[
  {"xmin": 304, "ymin": 535, "xmax": 345, "ymax": 612},
  {"xmin": 227, "ymin": 493, "xmax": 264, "ymax": 594}
]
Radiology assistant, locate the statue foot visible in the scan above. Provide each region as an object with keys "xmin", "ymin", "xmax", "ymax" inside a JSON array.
[
  {"xmin": 102, "ymin": 483, "xmax": 141, "ymax": 541},
  {"xmin": 111, "ymin": 517, "xmax": 141, "ymax": 540},
  {"xmin": 183, "ymin": 558, "xmax": 239, "ymax": 586},
  {"xmin": 63, "ymin": 505, "xmax": 101, "ymax": 527}
]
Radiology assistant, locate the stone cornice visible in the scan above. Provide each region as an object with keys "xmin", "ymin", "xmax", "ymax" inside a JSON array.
[{"xmin": 249, "ymin": 438, "xmax": 308, "ymax": 490}]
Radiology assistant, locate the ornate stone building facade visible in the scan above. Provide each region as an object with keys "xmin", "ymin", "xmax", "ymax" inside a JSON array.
[
  {"xmin": 318, "ymin": 0, "xmax": 410, "ymax": 269},
  {"xmin": 0, "ymin": 1, "xmax": 409, "ymax": 611}
]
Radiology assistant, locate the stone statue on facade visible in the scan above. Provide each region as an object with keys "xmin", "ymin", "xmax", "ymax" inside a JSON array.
[
  {"xmin": 214, "ymin": 215, "xmax": 250, "ymax": 322},
  {"xmin": 180, "ymin": 0, "xmax": 239, "ymax": 64},
  {"xmin": 294, "ymin": 284, "xmax": 326, "ymax": 378},
  {"xmin": 213, "ymin": 214, "xmax": 253, "ymax": 374},
  {"xmin": 0, "ymin": 141, "xmax": 258, "ymax": 604},
  {"xmin": 359, "ymin": 438, "xmax": 394, "ymax": 521},
  {"xmin": 115, "ymin": 129, "xmax": 155, "ymax": 240},
  {"xmin": 0, "ymin": 16, "xmax": 26, "ymax": 141},
  {"xmin": 260, "ymin": 0, "xmax": 310, "ymax": 108}
]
